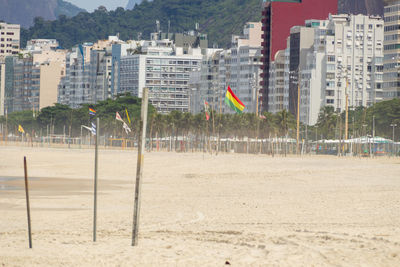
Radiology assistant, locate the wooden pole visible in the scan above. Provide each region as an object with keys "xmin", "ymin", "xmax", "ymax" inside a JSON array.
[
  {"xmin": 23, "ymin": 157, "xmax": 32, "ymax": 248},
  {"xmin": 93, "ymin": 117, "xmax": 99, "ymax": 242},
  {"xmin": 296, "ymin": 83, "xmax": 300, "ymax": 155},
  {"xmin": 345, "ymin": 78, "xmax": 349, "ymax": 154},
  {"xmin": 132, "ymin": 88, "xmax": 149, "ymax": 246}
]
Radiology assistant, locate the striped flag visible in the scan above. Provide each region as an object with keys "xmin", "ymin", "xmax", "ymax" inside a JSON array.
[
  {"xmin": 225, "ymin": 86, "xmax": 245, "ymax": 114},
  {"xmin": 89, "ymin": 108, "xmax": 96, "ymax": 116},
  {"xmin": 116, "ymin": 112, "xmax": 124, "ymax": 122},
  {"xmin": 91, "ymin": 122, "xmax": 96, "ymax": 135}
]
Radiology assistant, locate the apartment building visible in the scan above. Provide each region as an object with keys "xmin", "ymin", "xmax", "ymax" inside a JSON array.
[
  {"xmin": 0, "ymin": 63, "xmax": 5, "ymax": 115},
  {"xmin": 26, "ymin": 39, "xmax": 59, "ymax": 52},
  {"xmin": 301, "ymin": 14, "xmax": 384, "ymax": 125},
  {"xmin": 189, "ymin": 22, "xmax": 262, "ymax": 114},
  {"xmin": 119, "ymin": 39, "xmax": 202, "ymax": 113},
  {"xmin": 4, "ymin": 55, "xmax": 40, "ymax": 114},
  {"xmin": 383, "ymin": 0, "xmax": 400, "ymax": 99},
  {"xmin": 260, "ymin": 0, "xmax": 338, "ymax": 112},
  {"xmin": 89, "ymin": 48, "xmax": 113, "ymax": 103},
  {"xmin": 58, "ymin": 44, "xmax": 92, "ymax": 108},
  {"xmin": 0, "ymin": 23, "xmax": 20, "ymax": 60},
  {"xmin": 58, "ymin": 37, "xmax": 123, "ymax": 108},
  {"xmin": 268, "ymin": 50, "xmax": 287, "ymax": 113}
]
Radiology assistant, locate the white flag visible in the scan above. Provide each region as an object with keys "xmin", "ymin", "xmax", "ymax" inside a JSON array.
[{"xmin": 123, "ymin": 122, "xmax": 131, "ymax": 134}]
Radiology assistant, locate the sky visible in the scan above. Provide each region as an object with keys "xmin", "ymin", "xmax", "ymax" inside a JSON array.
[{"xmin": 67, "ymin": 0, "xmax": 138, "ymax": 12}]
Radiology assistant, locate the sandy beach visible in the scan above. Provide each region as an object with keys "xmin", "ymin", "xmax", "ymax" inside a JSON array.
[{"xmin": 1, "ymin": 146, "xmax": 400, "ymax": 266}]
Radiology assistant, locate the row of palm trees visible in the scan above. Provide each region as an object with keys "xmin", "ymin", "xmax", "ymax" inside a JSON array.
[{"xmin": 147, "ymin": 110, "xmax": 297, "ymax": 141}]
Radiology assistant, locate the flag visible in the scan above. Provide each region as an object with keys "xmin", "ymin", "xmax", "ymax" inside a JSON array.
[
  {"xmin": 116, "ymin": 112, "xmax": 124, "ymax": 122},
  {"xmin": 125, "ymin": 108, "xmax": 131, "ymax": 124},
  {"xmin": 204, "ymin": 101, "xmax": 210, "ymax": 121},
  {"xmin": 91, "ymin": 122, "xmax": 96, "ymax": 135},
  {"xmin": 123, "ymin": 122, "xmax": 131, "ymax": 134},
  {"xmin": 89, "ymin": 108, "xmax": 96, "ymax": 116},
  {"xmin": 18, "ymin": 125, "xmax": 25, "ymax": 133},
  {"xmin": 225, "ymin": 86, "xmax": 245, "ymax": 114}
]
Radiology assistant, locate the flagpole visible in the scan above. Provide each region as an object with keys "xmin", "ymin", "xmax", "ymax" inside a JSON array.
[
  {"xmin": 93, "ymin": 117, "xmax": 99, "ymax": 242},
  {"xmin": 24, "ymin": 157, "xmax": 32, "ymax": 248},
  {"xmin": 132, "ymin": 88, "xmax": 149, "ymax": 246}
]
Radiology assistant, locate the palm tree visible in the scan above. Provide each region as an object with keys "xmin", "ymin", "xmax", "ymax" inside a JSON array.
[{"xmin": 316, "ymin": 106, "xmax": 337, "ymax": 139}]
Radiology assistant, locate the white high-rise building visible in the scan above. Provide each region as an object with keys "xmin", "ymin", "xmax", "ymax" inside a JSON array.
[
  {"xmin": 58, "ymin": 44, "xmax": 92, "ymax": 108},
  {"xmin": 268, "ymin": 50, "xmax": 286, "ymax": 113},
  {"xmin": 383, "ymin": 0, "xmax": 400, "ymax": 99},
  {"xmin": 119, "ymin": 39, "xmax": 203, "ymax": 113},
  {"xmin": 189, "ymin": 22, "xmax": 262, "ymax": 114},
  {"xmin": 300, "ymin": 14, "xmax": 384, "ymax": 125}
]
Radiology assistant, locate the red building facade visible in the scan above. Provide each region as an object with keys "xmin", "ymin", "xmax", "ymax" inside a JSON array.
[{"xmin": 260, "ymin": 0, "xmax": 338, "ymax": 111}]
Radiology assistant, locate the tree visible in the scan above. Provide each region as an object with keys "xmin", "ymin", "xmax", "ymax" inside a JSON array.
[{"xmin": 316, "ymin": 106, "xmax": 337, "ymax": 139}]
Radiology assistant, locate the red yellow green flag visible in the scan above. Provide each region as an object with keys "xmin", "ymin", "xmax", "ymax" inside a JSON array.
[{"xmin": 225, "ymin": 86, "xmax": 245, "ymax": 113}]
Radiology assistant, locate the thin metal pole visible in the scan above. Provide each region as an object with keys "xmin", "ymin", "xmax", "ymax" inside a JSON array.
[
  {"xmin": 23, "ymin": 157, "xmax": 32, "ymax": 248},
  {"xmin": 132, "ymin": 88, "xmax": 149, "ymax": 246},
  {"xmin": 93, "ymin": 117, "xmax": 99, "ymax": 242}
]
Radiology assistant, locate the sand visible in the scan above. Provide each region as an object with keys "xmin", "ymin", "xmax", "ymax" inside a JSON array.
[{"xmin": 0, "ymin": 146, "xmax": 400, "ymax": 266}]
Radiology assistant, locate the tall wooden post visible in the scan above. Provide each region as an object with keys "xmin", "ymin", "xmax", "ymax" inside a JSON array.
[
  {"xmin": 132, "ymin": 88, "xmax": 149, "ymax": 246},
  {"xmin": 23, "ymin": 157, "xmax": 32, "ymax": 248},
  {"xmin": 93, "ymin": 117, "xmax": 99, "ymax": 242},
  {"xmin": 344, "ymin": 78, "xmax": 349, "ymax": 154},
  {"xmin": 296, "ymin": 83, "xmax": 300, "ymax": 154}
]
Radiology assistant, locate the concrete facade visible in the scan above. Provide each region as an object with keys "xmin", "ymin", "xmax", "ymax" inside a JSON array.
[
  {"xmin": 267, "ymin": 14, "xmax": 384, "ymax": 125},
  {"xmin": 0, "ymin": 23, "xmax": 20, "ymax": 60},
  {"xmin": 119, "ymin": 39, "xmax": 202, "ymax": 113},
  {"xmin": 383, "ymin": 0, "xmax": 400, "ymax": 99},
  {"xmin": 302, "ymin": 14, "xmax": 384, "ymax": 125},
  {"xmin": 4, "ymin": 55, "xmax": 40, "ymax": 114},
  {"xmin": 189, "ymin": 23, "xmax": 262, "ymax": 115}
]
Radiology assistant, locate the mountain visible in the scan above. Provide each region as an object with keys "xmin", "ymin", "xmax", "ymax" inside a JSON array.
[
  {"xmin": 126, "ymin": 0, "xmax": 143, "ymax": 10},
  {"xmin": 19, "ymin": 0, "xmax": 385, "ymax": 50},
  {"xmin": 0, "ymin": 0, "xmax": 86, "ymax": 28},
  {"xmin": 55, "ymin": 0, "xmax": 87, "ymax": 18},
  {"xmin": 338, "ymin": 0, "xmax": 383, "ymax": 17},
  {"xmin": 21, "ymin": 0, "xmax": 262, "ymax": 49}
]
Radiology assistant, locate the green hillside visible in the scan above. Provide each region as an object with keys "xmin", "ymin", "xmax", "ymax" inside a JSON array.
[{"xmin": 21, "ymin": 0, "xmax": 263, "ymax": 49}]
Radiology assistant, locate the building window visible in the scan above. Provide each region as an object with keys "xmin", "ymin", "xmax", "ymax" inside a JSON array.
[{"xmin": 327, "ymin": 55, "xmax": 335, "ymax": 62}]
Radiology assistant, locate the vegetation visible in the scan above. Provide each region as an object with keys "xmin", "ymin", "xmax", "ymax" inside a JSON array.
[
  {"xmin": 21, "ymin": 0, "xmax": 263, "ymax": 49},
  {"xmin": 1, "ymin": 98, "xmax": 399, "ymax": 142},
  {"xmin": 314, "ymin": 99, "xmax": 400, "ymax": 140},
  {"xmin": 0, "ymin": 95, "xmax": 155, "ymax": 138}
]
